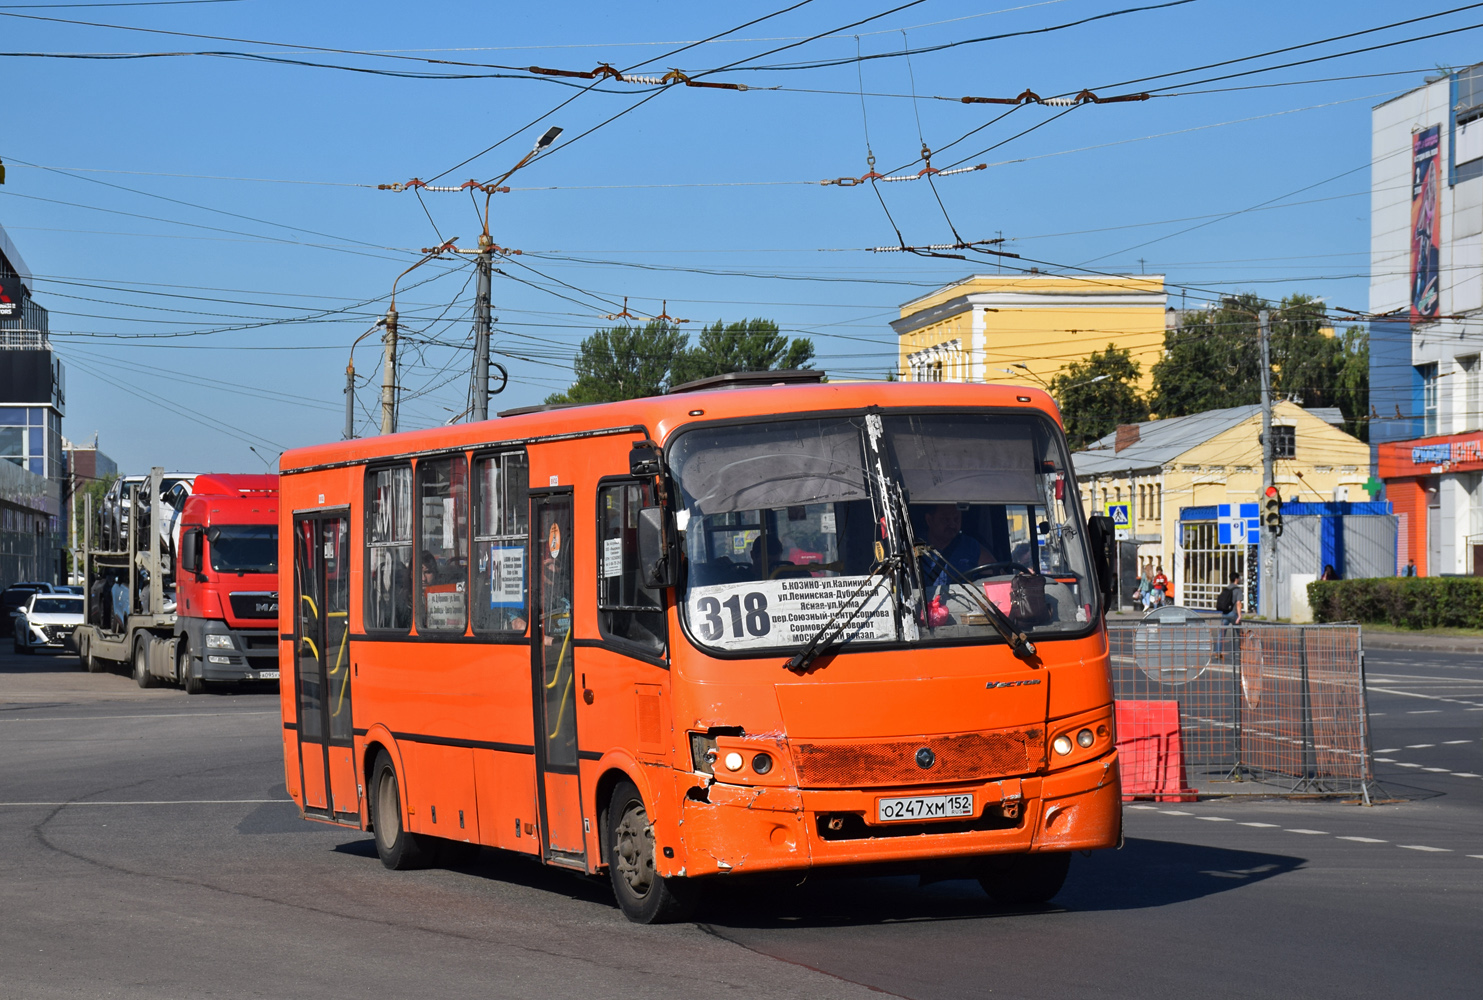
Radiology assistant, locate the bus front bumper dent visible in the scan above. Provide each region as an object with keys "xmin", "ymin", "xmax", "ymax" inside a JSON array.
[{"xmin": 675, "ymin": 750, "xmax": 1121, "ymax": 877}]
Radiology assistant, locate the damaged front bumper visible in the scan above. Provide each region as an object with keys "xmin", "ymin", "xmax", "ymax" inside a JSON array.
[{"xmin": 671, "ymin": 749, "xmax": 1121, "ymax": 877}]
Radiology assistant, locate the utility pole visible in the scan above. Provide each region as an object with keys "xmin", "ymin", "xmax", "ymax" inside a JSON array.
[
  {"xmin": 1258, "ymin": 308, "xmax": 1275, "ymax": 619},
  {"xmin": 380, "ymin": 306, "xmax": 398, "ymax": 436},
  {"xmin": 472, "ymin": 235, "xmax": 492, "ymax": 422}
]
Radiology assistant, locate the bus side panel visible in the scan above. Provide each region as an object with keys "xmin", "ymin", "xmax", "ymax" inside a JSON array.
[
  {"xmin": 282, "ymin": 734, "xmax": 301, "ymax": 803},
  {"xmin": 402, "ymin": 742, "xmax": 479, "ymax": 841},
  {"xmin": 328, "ymin": 745, "xmax": 360, "ymax": 819},
  {"xmin": 474, "ymin": 748, "xmax": 541, "ymax": 855},
  {"xmin": 301, "ymin": 747, "xmax": 329, "ymax": 811}
]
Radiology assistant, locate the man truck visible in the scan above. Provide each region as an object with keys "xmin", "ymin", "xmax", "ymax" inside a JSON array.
[{"xmin": 76, "ymin": 467, "xmax": 279, "ymax": 693}]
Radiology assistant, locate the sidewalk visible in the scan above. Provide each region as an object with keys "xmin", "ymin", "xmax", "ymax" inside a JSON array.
[{"xmin": 1106, "ymin": 606, "xmax": 1483, "ymax": 654}]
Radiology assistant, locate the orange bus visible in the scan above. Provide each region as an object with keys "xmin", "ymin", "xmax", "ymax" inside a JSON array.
[{"xmin": 277, "ymin": 374, "xmax": 1122, "ymax": 922}]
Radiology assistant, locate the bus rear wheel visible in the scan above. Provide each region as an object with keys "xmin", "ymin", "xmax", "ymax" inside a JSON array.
[
  {"xmin": 369, "ymin": 749, "xmax": 435, "ymax": 870},
  {"xmin": 605, "ymin": 780, "xmax": 698, "ymax": 924},
  {"xmin": 978, "ymin": 851, "xmax": 1071, "ymax": 906}
]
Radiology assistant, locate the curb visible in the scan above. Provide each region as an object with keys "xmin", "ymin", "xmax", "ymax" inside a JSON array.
[{"xmin": 1359, "ymin": 632, "xmax": 1483, "ymax": 655}]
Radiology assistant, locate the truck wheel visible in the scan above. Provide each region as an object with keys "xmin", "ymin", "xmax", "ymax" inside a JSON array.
[
  {"xmin": 605, "ymin": 780, "xmax": 699, "ymax": 924},
  {"xmin": 370, "ymin": 750, "xmax": 435, "ymax": 870},
  {"xmin": 978, "ymin": 851, "xmax": 1071, "ymax": 906},
  {"xmin": 178, "ymin": 643, "xmax": 205, "ymax": 694},
  {"xmin": 81, "ymin": 635, "xmax": 104, "ymax": 673},
  {"xmin": 133, "ymin": 636, "xmax": 157, "ymax": 689}
]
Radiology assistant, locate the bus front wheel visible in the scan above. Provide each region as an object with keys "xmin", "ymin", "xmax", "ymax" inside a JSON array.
[
  {"xmin": 978, "ymin": 851, "xmax": 1071, "ymax": 906},
  {"xmin": 605, "ymin": 780, "xmax": 699, "ymax": 924},
  {"xmin": 369, "ymin": 750, "xmax": 435, "ymax": 870}
]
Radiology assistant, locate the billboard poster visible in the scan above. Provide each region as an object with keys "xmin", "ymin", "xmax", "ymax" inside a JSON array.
[
  {"xmin": 0, "ymin": 272, "xmax": 21, "ymax": 319},
  {"xmin": 1411, "ymin": 124, "xmax": 1442, "ymax": 322}
]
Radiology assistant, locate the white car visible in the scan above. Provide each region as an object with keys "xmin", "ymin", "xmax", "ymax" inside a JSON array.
[{"xmin": 14, "ymin": 593, "xmax": 84, "ymax": 654}]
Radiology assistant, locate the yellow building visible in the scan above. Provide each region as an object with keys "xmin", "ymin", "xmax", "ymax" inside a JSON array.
[
  {"xmin": 893, "ymin": 273, "xmax": 1167, "ymax": 390},
  {"xmin": 1073, "ymin": 402, "xmax": 1372, "ymax": 608}
]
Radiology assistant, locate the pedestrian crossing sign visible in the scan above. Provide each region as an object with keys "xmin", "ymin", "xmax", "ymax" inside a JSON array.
[{"xmin": 1105, "ymin": 502, "xmax": 1130, "ymax": 540}]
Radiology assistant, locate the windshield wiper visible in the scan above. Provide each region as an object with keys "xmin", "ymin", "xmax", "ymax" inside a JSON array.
[
  {"xmin": 917, "ymin": 543, "xmax": 1038, "ymax": 661},
  {"xmin": 783, "ymin": 556, "xmax": 899, "ymax": 675}
]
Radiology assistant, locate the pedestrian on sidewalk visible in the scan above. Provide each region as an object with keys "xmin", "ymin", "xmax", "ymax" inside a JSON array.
[{"xmin": 1211, "ymin": 570, "xmax": 1242, "ymax": 662}]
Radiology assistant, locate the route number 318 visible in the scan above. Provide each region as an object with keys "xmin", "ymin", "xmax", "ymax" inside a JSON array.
[{"xmin": 695, "ymin": 592, "xmax": 771, "ymax": 641}]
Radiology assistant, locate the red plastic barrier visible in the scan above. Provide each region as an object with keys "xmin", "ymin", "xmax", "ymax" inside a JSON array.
[{"xmin": 1115, "ymin": 700, "xmax": 1196, "ymax": 802}]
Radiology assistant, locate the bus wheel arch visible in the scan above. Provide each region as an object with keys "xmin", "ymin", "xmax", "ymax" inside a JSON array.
[
  {"xmin": 359, "ymin": 727, "xmax": 405, "ymax": 834},
  {"xmin": 591, "ymin": 758, "xmax": 660, "ymax": 868}
]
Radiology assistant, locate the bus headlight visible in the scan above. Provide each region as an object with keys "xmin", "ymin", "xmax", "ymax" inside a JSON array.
[
  {"xmin": 1053, "ymin": 735, "xmax": 1073, "ymax": 756},
  {"xmin": 1077, "ymin": 728, "xmax": 1095, "ymax": 748},
  {"xmin": 689, "ymin": 733, "xmax": 718, "ymax": 775}
]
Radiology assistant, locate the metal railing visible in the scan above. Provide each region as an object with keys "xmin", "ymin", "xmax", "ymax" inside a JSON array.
[{"xmin": 1110, "ymin": 618, "xmax": 1376, "ymax": 802}]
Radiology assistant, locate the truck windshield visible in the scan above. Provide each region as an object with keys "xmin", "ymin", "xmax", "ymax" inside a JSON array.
[
  {"xmin": 669, "ymin": 410, "xmax": 1095, "ymax": 655},
  {"xmin": 208, "ymin": 524, "xmax": 278, "ymax": 573}
]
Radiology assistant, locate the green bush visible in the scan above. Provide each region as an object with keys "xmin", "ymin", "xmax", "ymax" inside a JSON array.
[{"xmin": 1308, "ymin": 577, "xmax": 1483, "ymax": 630}]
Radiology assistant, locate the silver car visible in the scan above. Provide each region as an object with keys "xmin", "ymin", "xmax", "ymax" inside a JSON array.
[{"xmin": 14, "ymin": 593, "xmax": 84, "ymax": 654}]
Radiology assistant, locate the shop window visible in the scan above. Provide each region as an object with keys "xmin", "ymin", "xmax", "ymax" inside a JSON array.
[
  {"xmin": 416, "ymin": 456, "xmax": 469, "ymax": 633},
  {"xmin": 597, "ymin": 482, "xmax": 667, "ymax": 655},
  {"xmin": 473, "ymin": 451, "xmax": 529, "ymax": 633},
  {"xmin": 366, "ymin": 465, "xmax": 413, "ymax": 631}
]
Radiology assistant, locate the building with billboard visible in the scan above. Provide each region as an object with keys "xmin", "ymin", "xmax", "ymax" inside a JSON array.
[
  {"xmin": 1370, "ymin": 64, "xmax": 1483, "ymax": 575},
  {"xmin": 892, "ymin": 273, "xmax": 1167, "ymax": 389},
  {"xmin": 0, "ymin": 221, "xmax": 64, "ymax": 584}
]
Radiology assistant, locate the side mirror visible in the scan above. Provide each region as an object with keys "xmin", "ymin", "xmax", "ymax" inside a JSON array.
[
  {"xmin": 180, "ymin": 528, "xmax": 203, "ymax": 574},
  {"xmin": 1086, "ymin": 515, "xmax": 1117, "ymax": 610},
  {"xmin": 629, "ymin": 439, "xmax": 663, "ymax": 478},
  {"xmin": 636, "ymin": 506, "xmax": 679, "ymax": 590}
]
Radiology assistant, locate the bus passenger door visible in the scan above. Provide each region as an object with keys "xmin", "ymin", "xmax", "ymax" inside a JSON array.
[
  {"xmin": 531, "ymin": 492, "xmax": 586, "ymax": 867},
  {"xmin": 292, "ymin": 514, "xmax": 359, "ymax": 825}
]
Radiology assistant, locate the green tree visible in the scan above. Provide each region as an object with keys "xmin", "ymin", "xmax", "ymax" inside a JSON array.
[
  {"xmin": 1150, "ymin": 293, "xmax": 1369, "ymax": 437},
  {"xmin": 544, "ymin": 320, "xmax": 687, "ymax": 405},
  {"xmin": 1048, "ymin": 344, "xmax": 1150, "ymax": 449},
  {"xmin": 668, "ymin": 318, "xmax": 814, "ymax": 386},
  {"xmin": 1150, "ymin": 293, "xmax": 1265, "ymax": 417}
]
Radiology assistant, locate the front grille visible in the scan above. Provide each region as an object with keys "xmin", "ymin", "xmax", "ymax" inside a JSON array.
[
  {"xmin": 790, "ymin": 728, "xmax": 1046, "ymax": 788},
  {"xmin": 228, "ymin": 592, "xmax": 278, "ymax": 619},
  {"xmin": 40, "ymin": 625, "xmax": 76, "ymax": 645},
  {"xmin": 240, "ymin": 632, "xmax": 278, "ymax": 651}
]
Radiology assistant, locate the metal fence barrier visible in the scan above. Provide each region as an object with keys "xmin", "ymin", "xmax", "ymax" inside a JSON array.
[{"xmin": 1109, "ymin": 618, "xmax": 1376, "ymax": 802}]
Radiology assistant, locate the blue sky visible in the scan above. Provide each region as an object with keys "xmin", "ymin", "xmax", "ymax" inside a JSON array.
[{"xmin": 1, "ymin": 0, "xmax": 1475, "ymax": 471}]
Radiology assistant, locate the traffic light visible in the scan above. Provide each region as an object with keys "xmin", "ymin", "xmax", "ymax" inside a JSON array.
[{"xmin": 1262, "ymin": 485, "xmax": 1283, "ymax": 536}]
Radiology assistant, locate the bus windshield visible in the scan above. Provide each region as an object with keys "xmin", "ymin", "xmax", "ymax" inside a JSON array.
[
  {"xmin": 670, "ymin": 410, "xmax": 1095, "ymax": 655},
  {"xmin": 208, "ymin": 524, "xmax": 278, "ymax": 573}
]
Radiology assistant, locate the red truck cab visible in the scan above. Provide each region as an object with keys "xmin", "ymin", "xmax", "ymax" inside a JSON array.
[{"xmin": 175, "ymin": 473, "xmax": 279, "ymax": 691}]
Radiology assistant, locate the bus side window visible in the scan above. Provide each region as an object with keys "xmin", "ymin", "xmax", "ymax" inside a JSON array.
[
  {"xmin": 597, "ymin": 482, "xmax": 666, "ymax": 655},
  {"xmin": 416, "ymin": 456, "xmax": 469, "ymax": 633},
  {"xmin": 473, "ymin": 450, "xmax": 530, "ymax": 634},
  {"xmin": 366, "ymin": 464, "xmax": 413, "ymax": 631}
]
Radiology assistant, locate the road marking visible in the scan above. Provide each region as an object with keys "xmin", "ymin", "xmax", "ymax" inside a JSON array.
[
  {"xmin": 0, "ymin": 799, "xmax": 291, "ymax": 807},
  {"xmin": 1453, "ymin": 773, "xmax": 1483, "ymax": 778},
  {"xmin": 1370, "ymin": 688, "xmax": 1483, "ymax": 708},
  {"xmin": 1394, "ymin": 763, "xmax": 1423, "ymax": 768},
  {"xmin": 1162, "ymin": 810, "xmax": 1193, "ymax": 816},
  {"xmin": 1443, "ymin": 740, "xmax": 1474, "ymax": 745},
  {"xmin": 1375, "ymin": 748, "xmax": 1401, "ymax": 753},
  {"xmin": 1406, "ymin": 744, "xmax": 1436, "ymax": 749},
  {"xmin": 1422, "ymin": 767, "xmax": 1453, "ymax": 773},
  {"xmin": 1374, "ymin": 758, "xmax": 1396, "ymax": 763},
  {"xmin": 1337, "ymin": 836, "xmax": 1387, "ymax": 843},
  {"xmin": 1126, "ymin": 804, "xmax": 1159, "ymax": 810},
  {"xmin": 1195, "ymin": 816, "xmax": 1232, "ymax": 822},
  {"xmin": 1399, "ymin": 845, "xmax": 1452, "ymax": 852},
  {"xmin": 1239, "ymin": 822, "xmax": 1279, "ymax": 828},
  {"xmin": 1406, "ymin": 710, "xmax": 1443, "ymax": 715},
  {"xmin": 0, "ymin": 711, "xmax": 279, "ymax": 723},
  {"xmin": 1286, "ymin": 829, "xmax": 1328, "ymax": 835},
  {"xmin": 1469, "ymin": 855, "xmax": 1483, "ymax": 860}
]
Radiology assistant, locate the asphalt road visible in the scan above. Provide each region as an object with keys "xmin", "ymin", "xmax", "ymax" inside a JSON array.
[{"xmin": 1, "ymin": 643, "xmax": 1478, "ymax": 999}]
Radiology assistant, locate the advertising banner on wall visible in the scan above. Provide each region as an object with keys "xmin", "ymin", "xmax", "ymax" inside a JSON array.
[
  {"xmin": 1411, "ymin": 124, "xmax": 1442, "ymax": 322},
  {"xmin": 0, "ymin": 272, "xmax": 22, "ymax": 319}
]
